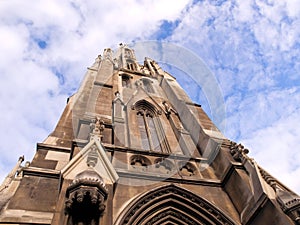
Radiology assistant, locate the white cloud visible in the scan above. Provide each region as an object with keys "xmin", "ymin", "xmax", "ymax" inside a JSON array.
[
  {"xmin": 242, "ymin": 107, "xmax": 300, "ymax": 192},
  {"xmin": 226, "ymin": 87, "xmax": 300, "ymax": 138},
  {"xmin": 233, "ymin": 0, "xmax": 255, "ymax": 22},
  {"xmin": 285, "ymin": 0, "xmax": 300, "ymax": 18},
  {"xmin": 0, "ymin": 24, "xmax": 29, "ymax": 64}
]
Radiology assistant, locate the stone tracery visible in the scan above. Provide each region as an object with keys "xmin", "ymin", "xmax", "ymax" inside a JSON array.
[{"xmin": 116, "ymin": 185, "xmax": 236, "ymax": 225}]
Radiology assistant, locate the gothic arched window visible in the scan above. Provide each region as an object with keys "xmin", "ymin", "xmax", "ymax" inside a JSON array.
[
  {"xmin": 134, "ymin": 100, "xmax": 166, "ymax": 152},
  {"xmin": 137, "ymin": 110, "xmax": 162, "ymax": 152}
]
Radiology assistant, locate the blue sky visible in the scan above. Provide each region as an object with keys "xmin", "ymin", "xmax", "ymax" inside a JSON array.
[{"xmin": 0, "ymin": 0, "xmax": 300, "ymax": 193}]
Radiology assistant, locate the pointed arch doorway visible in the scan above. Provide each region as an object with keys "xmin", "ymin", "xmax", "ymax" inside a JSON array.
[{"xmin": 115, "ymin": 185, "xmax": 237, "ymax": 225}]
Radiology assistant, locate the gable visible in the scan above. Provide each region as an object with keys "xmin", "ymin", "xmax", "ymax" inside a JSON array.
[{"xmin": 61, "ymin": 137, "xmax": 119, "ymax": 184}]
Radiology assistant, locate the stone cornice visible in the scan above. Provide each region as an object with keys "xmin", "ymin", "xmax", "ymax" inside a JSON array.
[{"xmin": 22, "ymin": 167, "xmax": 60, "ymax": 179}]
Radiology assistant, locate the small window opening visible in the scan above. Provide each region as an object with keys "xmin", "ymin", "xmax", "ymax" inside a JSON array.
[{"xmin": 122, "ymin": 75, "xmax": 130, "ymax": 88}]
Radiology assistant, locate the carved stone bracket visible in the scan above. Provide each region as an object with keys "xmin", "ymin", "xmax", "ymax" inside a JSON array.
[
  {"xmin": 65, "ymin": 186, "xmax": 106, "ymax": 215},
  {"xmin": 276, "ymin": 188, "xmax": 300, "ymax": 224},
  {"xmin": 178, "ymin": 161, "xmax": 197, "ymax": 177},
  {"xmin": 229, "ymin": 141, "xmax": 250, "ymax": 162},
  {"xmin": 65, "ymin": 169, "xmax": 108, "ymax": 217}
]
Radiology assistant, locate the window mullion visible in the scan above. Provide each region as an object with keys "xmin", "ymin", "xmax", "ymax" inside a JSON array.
[
  {"xmin": 143, "ymin": 113, "xmax": 154, "ymax": 151},
  {"xmin": 137, "ymin": 112, "xmax": 150, "ymax": 150},
  {"xmin": 149, "ymin": 117, "xmax": 163, "ymax": 152}
]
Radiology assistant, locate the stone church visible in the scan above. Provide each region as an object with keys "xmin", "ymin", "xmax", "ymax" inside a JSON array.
[{"xmin": 0, "ymin": 44, "xmax": 300, "ymax": 225}]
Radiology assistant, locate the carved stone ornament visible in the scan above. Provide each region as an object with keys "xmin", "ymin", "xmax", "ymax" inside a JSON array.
[
  {"xmin": 103, "ymin": 48, "xmax": 112, "ymax": 60},
  {"xmin": 154, "ymin": 158, "xmax": 174, "ymax": 174},
  {"xmin": 86, "ymin": 145, "xmax": 98, "ymax": 167},
  {"xmin": 65, "ymin": 168, "xmax": 108, "ymax": 217},
  {"xmin": 117, "ymin": 185, "xmax": 235, "ymax": 225},
  {"xmin": 90, "ymin": 116, "xmax": 105, "ymax": 140},
  {"xmin": 229, "ymin": 141, "xmax": 249, "ymax": 162},
  {"xmin": 162, "ymin": 100, "xmax": 177, "ymax": 118},
  {"xmin": 276, "ymin": 188, "xmax": 300, "ymax": 224},
  {"xmin": 114, "ymin": 91, "xmax": 120, "ymax": 98},
  {"xmin": 259, "ymin": 167, "xmax": 277, "ymax": 190},
  {"xmin": 130, "ymin": 155, "xmax": 151, "ymax": 171},
  {"xmin": 135, "ymin": 80, "xmax": 143, "ymax": 87},
  {"xmin": 95, "ymin": 54, "xmax": 102, "ymax": 63}
]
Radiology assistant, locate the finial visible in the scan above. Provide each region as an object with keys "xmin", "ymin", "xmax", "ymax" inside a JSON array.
[
  {"xmin": 19, "ymin": 155, "xmax": 24, "ymax": 162},
  {"xmin": 90, "ymin": 116, "xmax": 105, "ymax": 140},
  {"xmin": 230, "ymin": 141, "xmax": 250, "ymax": 162},
  {"xmin": 162, "ymin": 101, "xmax": 177, "ymax": 118}
]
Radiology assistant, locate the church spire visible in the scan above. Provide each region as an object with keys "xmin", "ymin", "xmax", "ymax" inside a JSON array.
[{"xmin": 0, "ymin": 44, "xmax": 298, "ymax": 225}]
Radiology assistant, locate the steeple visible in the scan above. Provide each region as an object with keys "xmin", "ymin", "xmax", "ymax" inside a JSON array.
[
  {"xmin": 116, "ymin": 43, "xmax": 138, "ymax": 70},
  {"xmin": 0, "ymin": 44, "xmax": 299, "ymax": 225}
]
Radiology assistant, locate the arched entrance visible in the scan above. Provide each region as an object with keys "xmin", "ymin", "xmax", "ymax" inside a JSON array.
[{"xmin": 115, "ymin": 184, "xmax": 237, "ymax": 225}]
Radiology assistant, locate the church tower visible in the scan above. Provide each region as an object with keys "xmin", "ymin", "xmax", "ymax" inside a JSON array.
[{"xmin": 1, "ymin": 44, "xmax": 300, "ymax": 225}]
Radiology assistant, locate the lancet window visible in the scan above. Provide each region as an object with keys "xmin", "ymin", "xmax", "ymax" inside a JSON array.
[
  {"xmin": 137, "ymin": 110, "xmax": 162, "ymax": 152},
  {"xmin": 127, "ymin": 63, "xmax": 135, "ymax": 70},
  {"xmin": 126, "ymin": 59, "xmax": 136, "ymax": 71},
  {"xmin": 134, "ymin": 101, "xmax": 165, "ymax": 152}
]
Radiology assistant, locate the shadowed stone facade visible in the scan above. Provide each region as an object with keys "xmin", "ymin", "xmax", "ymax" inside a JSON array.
[{"xmin": 0, "ymin": 44, "xmax": 299, "ymax": 224}]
